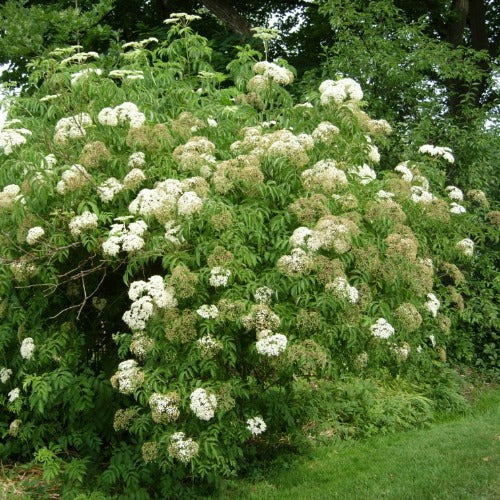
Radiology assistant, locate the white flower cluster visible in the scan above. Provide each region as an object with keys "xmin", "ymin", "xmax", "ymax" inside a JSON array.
[
  {"xmin": 177, "ymin": 191, "xmax": 204, "ymax": 216},
  {"xmin": 418, "ymin": 144, "xmax": 454, "ymax": 163},
  {"xmin": 367, "ymin": 144, "xmax": 380, "ymax": 164},
  {"xmin": 311, "ymin": 121, "xmax": 340, "ymax": 144},
  {"xmin": 54, "ymin": 113, "xmax": 92, "ymax": 144},
  {"xmin": 149, "ymin": 392, "xmax": 180, "ymax": 423},
  {"xmin": 209, "ymin": 267, "xmax": 231, "ymax": 287},
  {"xmin": 8, "ymin": 388, "xmax": 20, "ymax": 403},
  {"xmin": 69, "ymin": 211, "xmax": 99, "ymax": 237},
  {"xmin": 394, "ymin": 161, "xmax": 413, "ymax": 182},
  {"xmin": 456, "ymin": 238, "xmax": 474, "ymax": 257},
  {"xmin": 370, "ymin": 318, "xmax": 395, "ymax": 339},
  {"xmin": 254, "ymin": 286, "xmax": 274, "ymax": 304},
  {"xmin": 450, "ymin": 202, "xmax": 466, "ymax": 214},
  {"xmin": 246, "ymin": 416, "xmax": 267, "ymax": 436},
  {"xmin": 168, "ymin": 432, "xmax": 199, "ymax": 463},
  {"xmin": 196, "ymin": 304, "xmax": 219, "ymax": 319},
  {"xmin": 128, "ymin": 152, "xmax": 146, "ymax": 168},
  {"xmin": 319, "ymin": 78, "xmax": 363, "ymax": 105},
  {"xmin": 123, "ymin": 275, "xmax": 177, "ymax": 330},
  {"xmin": 277, "ymin": 247, "xmax": 312, "ymax": 276},
  {"xmin": 207, "ymin": 117, "xmax": 218, "ymax": 128},
  {"xmin": 103, "ymin": 219, "xmax": 147, "ymax": 256},
  {"xmin": 256, "ymin": 332, "xmax": 288, "ymax": 356},
  {"xmin": 123, "ymin": 37, "xmax": 158, "ymax": 50},
  {"xmin": 0, "ymin": 184, "xmax": 24, "ymax": 209},
  {"xmin": 173, "ymin": 136, "xmax": 216, "ymax": 173},
  {"xmin": 97, "ymin": 102, "xmax": 146, "ymax": 128},
  {"xmin": 0, "ymin": 367, "xmax": 13, "ymax": 384},
  {"xmin": 40, "ymin": 94, "xmax": 60, "ymax": 102},
  {"xmin": 350, "ymin": 164, "xmax": 377, "ymax": 185},
  {"xmin": 56, "ymin": 164, "xmax": 90, "ymax": 194},
  {"xmin": 189, "ymin": 388, "xmax": 217, "ymax": 421},
  {"xmin": 250, "ymin": 61, "xmax": 294, "ymax": 86},
  {"xmin": 61, "ymin": 51, "xmax": 99, "ymax": 65},
  {"xmin": 229, "ymin": 127, "xmax": 312, "ymax": 167},
  {"xmin": 196, "ymin": 335, "xmax": 222, "ymax": 357},
  {"xmin": 123, "ymin": 168, "xmax": 147, "ymax": 191},
  {"xmin": 43, "ymin": 154, "xmax": 57, "ymax": 170},
  {"xmin": 411, "ymin": 185, "xmax": 435, "ymax": 204},
  {"xmin": 110, "ymin": 359, "xmax": 144, "ymax": 394},
  {"xmin": 98, "ymin": 177, "xmax": 124, "ymax": 202},
  {"xmin": 376, "ymin": 190, "xmax": 395, "ymax": 199},
  {"xmin": 0, "ymin": 125, "xmax": 32, "ymax": 155},
  {"xmin": 129, "ymin": 178, "xmax": 205, "ymax": 222},
  {"xmin": 109, "ymin": 69, "xmax": 145, "ymax": 80},
  {"xmin": 425, "ymin": 293, "xmax": 440, "ymax": 318},
  {"xmin": 445, "ymin": 185, "xmax": 464, "ymax": 201},
  {"xmin": 71, "ymin": 68, "xmax": 102, "ymax": 86},
  {"xmin": 391, "ymin": 342, "xmax": 411, "ymax": 361},
  {"xmin": 129, "ymin": 332, "xmax": 154, "ymax": 359},
  {"xmin": 25, "ymin": 226, "xmax": 45, "ymax": 245},
  {"xmin": 301, "ymin": 159, "xmax": 348, "ymax": 193},
  {"xmin": 20, "ymin": 337, "xmax": 35, "ymax": 360},
  {"xmin": 325, "ymin": 277, "xmax": 359, "ymax": 304}
]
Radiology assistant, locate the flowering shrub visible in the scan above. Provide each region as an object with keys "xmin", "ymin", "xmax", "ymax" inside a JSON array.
[{"xmin": 0, "ymin": 14, "xmax": 497, "ymax": 495}]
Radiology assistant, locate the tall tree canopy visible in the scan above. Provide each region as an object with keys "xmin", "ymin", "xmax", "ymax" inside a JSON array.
[{"xmin": 0, "ymin": 0, "xmax": 498, "ymax": 188}]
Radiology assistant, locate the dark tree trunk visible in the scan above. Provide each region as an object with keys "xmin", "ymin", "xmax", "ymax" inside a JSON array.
[{"xmin": 201, "ymin": 0, "xmax": 252, "ymax": 36}]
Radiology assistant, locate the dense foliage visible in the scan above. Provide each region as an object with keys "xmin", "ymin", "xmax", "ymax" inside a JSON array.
[{"xmin": 0, "ymin": 14, "xmax": 498, "ymax": 497}]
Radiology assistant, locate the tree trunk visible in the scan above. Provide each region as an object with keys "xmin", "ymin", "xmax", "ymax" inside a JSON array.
[{"xmin": 201, "ymin": 0, "xmax": 252, "ymax": 36}]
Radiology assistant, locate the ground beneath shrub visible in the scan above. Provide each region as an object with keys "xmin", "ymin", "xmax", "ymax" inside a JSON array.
[{"xmin": 218, "ymin": 387, "xmax": 500, "ymax": 500}]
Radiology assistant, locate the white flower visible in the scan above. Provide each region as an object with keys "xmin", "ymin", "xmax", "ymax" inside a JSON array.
[
  {"xmin": 418, "ymin": 144, "xmax": 454, "ymax": 163},
  {"xmin": 326, "ymin": 277, "xmax": 359, "ymax": 303},
  {"xmin": 376, "ymin": 190, "xmax": 395, "ymax": 199},
  {"xmin": 394, "ymin": 161, "xmax": 413, "ymax": 182},
  {"xmin": 20, "ymin": 337, "xmax": 35, "ymax": 360},
  {"xmin": 196, "ymin": 304, "xmax": 219, "ymax": 319},
  {"xmin": 247, "ymin": 417, "xmax": 267, "ymax": 436},
  {"xmin": 370, "ymin": 318, "xmax": 395, "ymax": 339},
  {"xmin": 0, "ymin": 367, "xmax": 13, "ymax": 384},
  {"xmin": 54, "ymin": 113, "xmax": 92, "ymax": 144},
  {"xmin": 8, "ymin": 388, "xmax": 20, "ymax": 402},
  {"xmin": 189, "ymin": 388, "xmax": 217, "ymax": 421},
  {"xmin": 123, "ymin": 169, "xmax": 146, "ymax": 190},
  {"xmin": 256, "ymin": 333, "xmax": 287, "ymax": 356},
  {"xmin": 177, "ymin": 191, "xmax": 203, "ymax": 216},
  {"xmin": 207, "ymin": 118, "xmax": 218, "ymax": 127},
  {"xmin": 0, "ymin": 127, "xmax": 31, "ymax": 155},
  {"xmin": 350, "ymin": 164, "xmax": 376, "ymax": 184},
  {"xmin": 450, "ymin": 202, "xmax": 466, "ymax": 214},
  {"xmin": 71, "ymin": 68, "xmax": 102, "ymax": 86},
  {"xmin": 98, "ymin": 107, "xmax": 118, "ymax": 126},
  {"xmin": 445, "ymin": 185, "xmax": 464, "ymax": 201},
  {"xmin": 26, "ymin": 227, "xmax": 45, "ymax": 245},
  {"xmin": 411, "ymin": 186, "xmax": 434, "ymax": 204},
  {"xmin": 429, "ymin": 334, "xmax": 436, "ymax": 348},
  {"xmin": 368, "ymin": 144, "xmax": 380, "ymax": 164},
  {"xmin": 168, "ymin": 432, "xmax": 199, "ymax": 463},
  {"xmin": 98, "ymin": 178, "xmax": 124, "ymax": 203},
  {"xmin": 209, "ymin": 267, "xmax": 231, "ymax": 287},
  {"xmin": 456, "ymin": 238, "xmax": 474, "ymax": 257},
  {"xmin": 128, "ymin": 152, "xmax": 146, "ymax": 168},
  {"xmin": 254, "ymin": 286, "xmax": 274, "ymax": 304},
  {"xmin": 425, "ymin": 293, "xmax": 440, "ymax": 318}
]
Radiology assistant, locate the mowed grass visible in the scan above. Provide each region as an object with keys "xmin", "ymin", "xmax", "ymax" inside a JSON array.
[{"xmin": 218, "ymin": 388, "xmax": 500, "ymax": 500}]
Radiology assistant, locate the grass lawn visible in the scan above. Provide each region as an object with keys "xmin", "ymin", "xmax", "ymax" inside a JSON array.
[{"xmin": 218, "ymin": 388, "xmax": 500, "ymax": 500}]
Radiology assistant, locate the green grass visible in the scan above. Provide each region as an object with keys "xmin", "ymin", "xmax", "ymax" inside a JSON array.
[{"xmin": 218, "ymin": 388, "xmax": 500, "ymax": 500}]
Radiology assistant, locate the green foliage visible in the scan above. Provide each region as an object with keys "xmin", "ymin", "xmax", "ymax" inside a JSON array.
[{"xmin": 0, "ymin": 14, "xmax": 497, "ymax": 497}]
